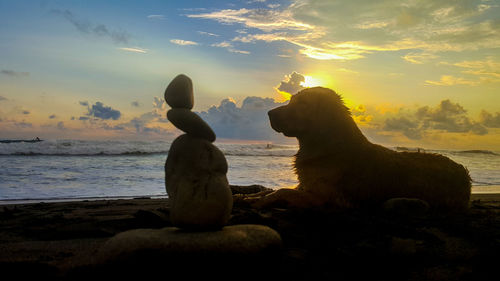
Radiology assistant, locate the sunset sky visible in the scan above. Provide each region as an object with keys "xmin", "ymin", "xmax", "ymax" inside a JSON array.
[{"xmin": 1, "ymin": 0, "xmax": 499, "ymax": 150}]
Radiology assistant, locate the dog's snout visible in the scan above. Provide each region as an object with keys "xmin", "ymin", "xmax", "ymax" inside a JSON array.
[
  {"xmin": 268, "ymin": 106, "xmax": 286, "ymax": 118},
  {"xmin": 268, "ymin": 108, "xmax": 276, "ymax": 118}
]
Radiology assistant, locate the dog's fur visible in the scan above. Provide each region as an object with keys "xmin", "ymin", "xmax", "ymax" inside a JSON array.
[{"xmin": 254, "ymin": 87, "xmax": 471, "ymax": 210}]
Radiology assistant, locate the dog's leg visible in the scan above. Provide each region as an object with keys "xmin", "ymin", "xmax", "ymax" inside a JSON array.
[{"xmin": 246, "ymin": 188, "xmax": 321, "ymax": 209}]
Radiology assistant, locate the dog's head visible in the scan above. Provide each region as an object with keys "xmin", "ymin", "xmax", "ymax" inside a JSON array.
[{"xmin": 268, "ymin": 87, "xmax": 350, "ymax": 138}]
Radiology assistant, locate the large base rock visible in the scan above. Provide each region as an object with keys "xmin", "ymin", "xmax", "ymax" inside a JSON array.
[
  {"xmin": 94, "ymin": 225, "xmax": 282, "ymax": 278},
  {"xmin": 165, "ymin": 134, "xmax": 232, "ymax": 229}
]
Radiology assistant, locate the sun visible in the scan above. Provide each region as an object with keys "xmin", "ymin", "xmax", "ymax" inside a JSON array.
[
  {"xmin": 300, "ymin": 75, "xmax": 324, "ymax": 88},
  {"xmin": 276, "ymin": 74, "xmax": 334, "ymax": 102}
]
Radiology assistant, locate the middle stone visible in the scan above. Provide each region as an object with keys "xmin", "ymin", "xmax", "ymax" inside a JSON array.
[{"xmin": 167, "ymin": 109, "xmax": 216, "ymax": 142}]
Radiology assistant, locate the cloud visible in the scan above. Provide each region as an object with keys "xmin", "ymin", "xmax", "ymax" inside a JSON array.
[
  {"xmin": 49, "ymin": 114, "xmax": 57, "ymax": 119},
  {"xmin": 86, "ymin": 102, "xmax": 121, "ymax": 120},
  {"xmin": 336, "ymin": 68, "xmax": 359, "ymax": 74},
  {"xmin": 147, "ymin": 14, "xmax": 165, "ymax": 20},
  {"xmin": 22, "ymin": 110, "xmax": 30, "ymax": 115},
  {"xmin": 439, "ymin": 57, "xmax": 500, "ymax": 83},
  {"xmin": 113, "ymin": 96, "xmax": 170, "ymax": 135},
  {"xmin": 197, "ymin": 96, "xmax": 286, "ymax": 140},
  {"xmin": 0, "ymin": 96, "xmax": 7, "ymax": 101},
  {"xmin": 479, "ymin": 110, "xmax": 500, "ymax": 128},
  {"xmin": 187, "ymin": 1, "xmax": 500, "ymax": 61},
  {"xmin": 402, "ymin": 52, "xmax": 438, "ymax": 64},
  {"xmin": 79, "ymin": 116, "xmax": 89, "ymax": 121},
  {"xmin": 1, "ymin": 70, "xmax": 29, "ymax": 77},
  {"xmin": 276, "ymin": 71, "xmax": 305, "ymax": 95},
  {"xmin": 187, "ymin": 8, "xmax": 315, "ymax": 32},
  {"xmin": 118, "ymin": 47, "xmax": 148, "ymax": 53},
  {"xmin": 211, "ymin": 41, "xmax": 250, "ymax": 54},
  {"xmin": 57, "ymin": 121, "xmax": 66, "ymax": 130},
  {"xmin": 383, "ymin": 99, "xmax": 488, "ymax": 139},
  {"xmin": 79, "ymin": 101, "xmax": 89, "ymax": 107},
  {"xmin": 355, "ymin": 20, "xmax": 390, "ymax": 29},
  {"xmin": 198, "ymin": 31, "xmax": 219, "ymax": 37},
  {"xmin": 131, "ymin": 101, "xmax": 140, "ymax": 107},
  {"xmin": 351, "ymin": 104, "xmax": 373, "ymax": 124},
  {"xmin": 425, "ymin": 75, "xmax": 479, "ymax": 86},
  {"xmin": 211, "ymin": 41, "xmax": 232, "ymax": 48},
  {"xmin": 170, "ymin": 39, "xmax": 199, "ymax": 46},
  {"xmin": 51, "ymin": 9, "xmax": 129, "ymax": 44},
  {"xmin": 384, "ymin": 116, "xmax": 423, "ymax": 139},
  {"xmin": 14, "ymin": 121, "xmax": 32, "ymax": 128}
]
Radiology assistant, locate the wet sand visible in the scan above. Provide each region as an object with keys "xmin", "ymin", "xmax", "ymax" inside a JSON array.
[{"xmin": 0, "ymin": 193, "xmax": 499, "ymax": 280}]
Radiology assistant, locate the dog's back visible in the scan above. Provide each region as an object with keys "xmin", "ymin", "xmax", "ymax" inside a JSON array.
[{"xmin": 294, "ymin": 134, "xmax": 471, "ymax": 210}]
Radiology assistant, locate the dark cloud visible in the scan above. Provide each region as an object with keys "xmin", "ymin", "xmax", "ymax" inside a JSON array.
[
  {"xmin": 86, "ymin": 102, "xmax": 121, "ymax": 120},
  {"xmin": 14, "ymin": 121, "xmax": 32, "ymax": 128},
  {"xmin": 51, "ymin": 9, "xmax": 129, "ymax": 44},
  {"xmin": 22, "ymin": 110, "xmax": 30, "ymax": 115},
  {"xmin": 416, "ymin": 100, "xmax": 486, "ymax": 134},
  {"xmin": 129, "ymin": 117, "xmax": 148, "ymax": 132},
  {"xmin": 0, "ymin": 96, "xmax": 7, "ymax": 101},
  {"xmin": 197, "ymin": 96, "xmax": 286, "ymax": 140},
  {"xmin": 384, "ymin": 116, "xmax": 423, "ymax": 139},
  {"xmin": 79, "ymin": 101, "xmax": 89, "ymax": 107},
  {"xmin": 57, "ymin": 121, "xmax": 65, "ymax": 130},
  {"xmin": 479, "ymin": 110, "xmax": 500, "ymax": 128},
  {"xmin": 131, "ymin": 101, "xmax": 140, "ymax": 107},
  {"xmin": 383, "ymin": 99, "xmax": 488, "ymax": 139},
  {"xmin": 100, "ymin": 123, "xmax": 125, "ymax": 131},
  {"xmin": 111, "ymin": 97, "xmax": 168, "ymax": 134},
  {"xmin": 125, "ymin": 115, "xmax": 170, "ymax": 134},
  {"xmin": 49, "ymin": 114, "xmax": 57, "ymax": 119},
  {"xmin": 277, "ymin": 71, "xmax": 305, "ymax": 95},
  {"xmin": 79, "ymin": 116, "xmax": 89, "ymax": 121},
  {"xmin": 1, "ymin": 70, "xmax": 29, "ymax": 77}
]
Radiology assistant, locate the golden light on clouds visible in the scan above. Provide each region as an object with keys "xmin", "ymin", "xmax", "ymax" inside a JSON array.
[
  {"xmin": 300, "ymin": 75, "xmax": 324, "ymax": 88},
  {"xmin": 276, "ymin": 73, "xmax": 334, "ymax": 102},
  {"xmin": 277, "ymin": 90, "xmax": 292, "ymax": 102}
]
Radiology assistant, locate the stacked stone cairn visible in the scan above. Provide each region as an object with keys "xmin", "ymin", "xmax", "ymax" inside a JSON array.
[
  {"xmin": 164, "ymin": 74, "xmax": 233, "ymax": 229},
  {"xmin": 95, "ymin": 75, "xmax": 282, "ymax": 277}
]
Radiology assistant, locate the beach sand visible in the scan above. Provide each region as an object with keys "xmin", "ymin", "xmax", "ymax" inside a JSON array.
[{"xmin": 0, "ymin": 193, "xmax": 498, "ymax": 280}]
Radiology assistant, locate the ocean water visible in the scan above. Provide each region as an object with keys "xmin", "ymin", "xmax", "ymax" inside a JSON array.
[{"xmin": 0, "ymin": 140, "xmax": 499, "ymax": 202}]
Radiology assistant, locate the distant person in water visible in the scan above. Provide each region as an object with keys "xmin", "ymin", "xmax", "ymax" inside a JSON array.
[
  {"xmin": 35, "ymin": 137, "xmax": 40, "ymax": 141},
  {"xmin": 250, "ymin": 87, "xmax": 471, "ymax": 211}
]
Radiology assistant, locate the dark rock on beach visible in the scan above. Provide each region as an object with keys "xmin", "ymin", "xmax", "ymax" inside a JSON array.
[
  {"xmin": 164, "ymin": 74, "xmax": 194, "ymax": 109},
  {"xmin": 230, "ymin": 184, "xmax": 273, "ymax": 195},
  {"xmin": 167, "ymin": 108, "xmax": 216, "ymax": 142}
]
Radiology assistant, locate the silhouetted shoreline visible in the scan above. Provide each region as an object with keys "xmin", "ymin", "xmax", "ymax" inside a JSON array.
[{"xmin": 0, "ymin": 192, "xmax": 498, "ymax": 280}]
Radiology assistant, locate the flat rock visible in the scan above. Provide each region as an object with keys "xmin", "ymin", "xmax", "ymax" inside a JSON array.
[
  {"xmin": 167, "ymin": 109, "xmax": 216, "ymax": 142},
  {"xmin": 95, "ymin": 225, "xmax": 282, "ymax": 278},
  {"xmin": 164, "ymin": 74, "xmax": 194, "ymax": 109},
  {"xmin": 165, "ymin": 134, "xmax": 232, "ymax": 229}
]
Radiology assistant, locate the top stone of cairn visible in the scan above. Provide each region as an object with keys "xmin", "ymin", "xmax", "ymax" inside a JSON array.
[{"xmin": 164, "ymin": 74, "xmax": 194, "ymax": 109}]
